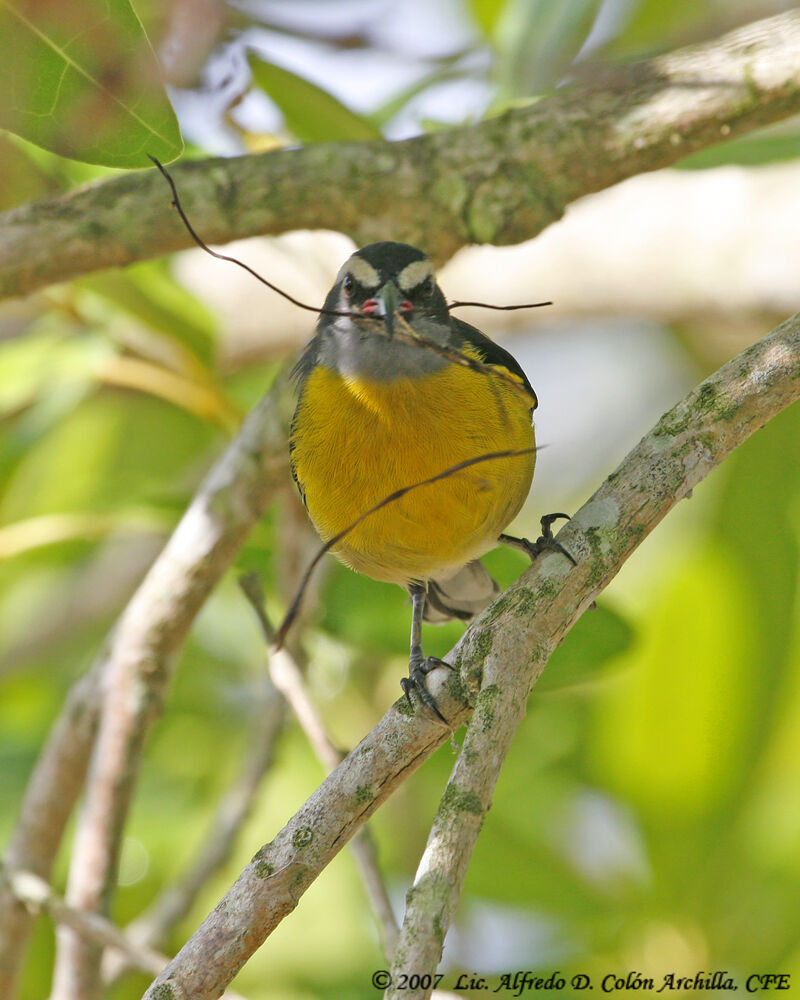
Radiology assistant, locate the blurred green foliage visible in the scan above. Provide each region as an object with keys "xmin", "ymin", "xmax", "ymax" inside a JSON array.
[
  {"xmin": 247, "ymin": 53, "xmax": 381, "ymax": 144},
  {"xmin": 1, "ymin": 1, "xmax": 799, "ymax": 998},
  {"xmin": 0, "ymin": 0, "xmax": 182, "ymax": 168}
]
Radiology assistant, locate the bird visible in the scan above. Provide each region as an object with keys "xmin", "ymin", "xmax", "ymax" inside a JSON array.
[{"xmin": 289, "ymin": 241, "xmax": 570, "ymax": 721}]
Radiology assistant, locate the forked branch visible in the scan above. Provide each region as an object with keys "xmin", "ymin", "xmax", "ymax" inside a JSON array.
[{"xmin": 142, "ymin": 315, "xmax": 800, "ymax": 999}]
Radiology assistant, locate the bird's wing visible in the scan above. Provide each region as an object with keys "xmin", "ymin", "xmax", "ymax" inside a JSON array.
[{"xmin": 450, "ymin": 318, "xmax": 537, "ymax": 408}]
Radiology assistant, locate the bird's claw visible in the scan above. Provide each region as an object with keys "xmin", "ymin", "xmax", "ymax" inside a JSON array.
[
  {"xmin": 401, "ymin": 655, "xmax": 453, "ymax": 723},
  {"xmin": 500, "ymin": 513, "xmax": 576, "ymax": 566}
]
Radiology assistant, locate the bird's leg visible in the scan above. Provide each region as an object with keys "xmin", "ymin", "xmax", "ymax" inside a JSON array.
[
  {"xmin": 499, "ymin": 512, "xmax": 577, "ymax": 566},
  {"xmin": 400, "ymin": 582, "xmax": 452, "ymax": 723}
]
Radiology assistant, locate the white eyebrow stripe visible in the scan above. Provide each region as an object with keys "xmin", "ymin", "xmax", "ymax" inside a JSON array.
[
  {"xmin": 398, "ymin": 259, "xmax": 433, "ymax": 291},
  {"xmin": 346, "ymin": 257, "xmax": 381, "ymax": 288}
]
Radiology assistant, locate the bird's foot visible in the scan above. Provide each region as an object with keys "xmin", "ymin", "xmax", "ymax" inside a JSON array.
[
  {"xmin": 401, "ymin": 653, "xmax": 453, "ymax": 723},
  {"xmin": 500, "ymin": 512, "xmax": 576, "ymax": 566}
]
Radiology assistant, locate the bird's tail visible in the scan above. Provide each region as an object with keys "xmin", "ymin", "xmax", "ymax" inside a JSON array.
[{"xmin": 423, "ymin": 560, "xmax": 500, "ymax": 624}]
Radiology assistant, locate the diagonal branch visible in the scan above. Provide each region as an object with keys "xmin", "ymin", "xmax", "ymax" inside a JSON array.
[
  {"xmin": 101, "ymin": 675, "xmax": 286, "ymax": 986},
  {"xmin": 47, "ymin": 386, "xmax": 292, "ymax": 1000},
  {"xmin": 0, "ymin": 867, "xmax": 247, "ymax": 1000},
  {"xmin": 1, "ymin": 10, "xmax": 800, "ymax": 300},
  {"xmin": 0, "ymin": 664, "xmax": 103, "ymax": 996},
  {"xmin": 142, "ymin": 315, "xmax": 800, "ymax": 1000},
  {"xmin": 0, "ymin": 385, "xmax": 291, "ymax": 998},
  {"xmin": 239, "ymin": 576, "xmax": 399, "ymax": 956},
  {"xmin": 1, "ymin": 866, "xmax": 170, "ymax": 979}
]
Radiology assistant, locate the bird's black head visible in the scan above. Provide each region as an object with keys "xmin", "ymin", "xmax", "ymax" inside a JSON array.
[{"xmin": 322, "ymin": 241, "xmax": 450, "ymax": 334}]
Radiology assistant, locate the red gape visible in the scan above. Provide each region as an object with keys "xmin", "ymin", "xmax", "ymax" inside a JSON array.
[{"xmin": 361, "ymin": 299, "xmax": 414, "ymax": 315}]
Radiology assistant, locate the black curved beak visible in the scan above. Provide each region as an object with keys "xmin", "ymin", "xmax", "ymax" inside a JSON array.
[{"xmin": 375, "ymin": 280, "xmax": 400, "ymax": 338}]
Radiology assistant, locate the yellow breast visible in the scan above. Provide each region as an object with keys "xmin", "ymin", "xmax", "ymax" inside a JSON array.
[{"xmin": 290, "ymin": 357, "xmax": 536, "ymax": 584}]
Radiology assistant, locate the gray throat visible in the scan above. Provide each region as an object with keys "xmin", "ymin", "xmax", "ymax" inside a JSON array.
[{"xmin": 317, "ymin": 319, "xmax": 451, "ymax": 381}]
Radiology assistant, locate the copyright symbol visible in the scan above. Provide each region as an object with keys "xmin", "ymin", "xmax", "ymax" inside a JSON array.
[{"xmin": 372, "ymin": 970, "xmax": 392, "ymax": 989}]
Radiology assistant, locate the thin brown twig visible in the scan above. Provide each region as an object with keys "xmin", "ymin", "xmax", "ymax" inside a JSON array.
[
  {"xmin": 150, "ymin": 155, "xmax": 550, "ymax": 318},
  {"xmin": 152, "ymin": 153, "xmax": 547, "ymax": 407},
  {"xmin": 2, "ymin": 865, "xmax": 169, "ymax": 977},
  {"xmin": 447, "ymin": 299, "xmax": 551, "ymax": 311},
  {"xmin": 149, "ymin": 156, "xmax": 352, "ymax": 320},
  {"xmin": 238, "ymin": 573, "xmax": 400, "ymax": 956},
  {"xmin": 385, "ymin": 327, "xmax": 800, "ymax": 998},
  {"xmin": 150, "ymin": 156, "xmax": 550, "ymax": 322},
  {"xmin": 391, "ymin": 310, "xmax": 540, "ymax": 402},
  {"xmin": 0, "ymin": 14, "xmax": 796, "ymax": 989},
  {"xmin": 1, "ymin": 866, "xmax": 249, "ymax": 1000}
]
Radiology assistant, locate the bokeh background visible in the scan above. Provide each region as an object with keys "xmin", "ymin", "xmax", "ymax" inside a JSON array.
[{"xmin": 1, "ymin": 1, "xmax": 799, "ymax": 997}]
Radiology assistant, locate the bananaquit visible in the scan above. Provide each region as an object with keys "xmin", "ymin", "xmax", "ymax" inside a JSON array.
[{"xmin": 290, "ymin": 241, "xmax": 566, "ymax": 720}]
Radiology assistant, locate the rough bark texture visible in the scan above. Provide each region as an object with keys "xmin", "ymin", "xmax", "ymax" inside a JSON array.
[
  {"xmin": 1, "ymin": 11, "xmax": 799, "ymax": 300},
  {"xmin": 142, "ymin": 314, "xmax": 800, "ymax": 1000}
]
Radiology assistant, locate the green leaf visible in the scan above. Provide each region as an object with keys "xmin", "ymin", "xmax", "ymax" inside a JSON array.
[
  {"xmin": 0, "ymin": 134, "xmax": 60, "ymax": 211},
  {"xmin": 370, "ymin": 65, "xmax": 468, "ymax": 129},
  {"xmin": 469, "ymin": 0, "xmax": 509, "ymax": 36},
  {"xmin": 0, "ymin": 0, "xmax": 182, "ymax": 168},
  {"xmin": 247, "ymin": 53, "xmax": 381, "ymax": 144},
  {"xmin": 320, "ymin": 562, "xmax": 428, "ymax": 656},
  {"xmin": 1, "ymin": 389, "xmax": 218, "ymax": 521},
  {"xmin": 591, "ymin": 546, "xmax": 758, "ymax": 823},
  {"xmin": 537, "ymin": 603, "xmax": 634, "ymax": 692},
  {"xmin": 0, "ymin": 328, "xmax": 109, "ymax": 422},
  {"xmin": 676, "ymin": 132, "xmax": 800, "ymax": 170},
  {"xmin": 494, "ymin": 0, "xmax": 602, "ymax": 98},
  {"xmin": 609, "ymin": 0, "xmax": 710, "ymax": 57}
]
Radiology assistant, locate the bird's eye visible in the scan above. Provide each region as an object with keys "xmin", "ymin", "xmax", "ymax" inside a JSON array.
[
  {"xmin": 343, "ymin": 274, "xmax": 354, "ymax": 295},
  {"xmin": 420, "ymin": 276, "xmax": 435, "ymax": 297}
]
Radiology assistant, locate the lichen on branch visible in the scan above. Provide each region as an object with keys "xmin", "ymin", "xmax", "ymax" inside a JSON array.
[{"xmin": 1, "ymin": 10, "xmax": 799, "ymax": 300}]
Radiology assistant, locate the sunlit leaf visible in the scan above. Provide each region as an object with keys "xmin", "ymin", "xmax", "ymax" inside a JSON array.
[
  {"xmin": 0, "ymin": 509, "xmax": 167, "ymax": 559},
  {"xmin": 0, "ymin": 135, "xmax": 59, "ymax": 211},
  {"xmin": 537, "ymin": 603, "xmax": 634, "ymax": 693},
  {"xmin": 0, "ymin": 130, "xmax": 129, "ymax": 199},
  {"xmin": 370, "ymin": 65, "xmax": 470, "ymax": 129},
  {"xmin": 321, "ymin": 562, "xmax": 426, "ymax": 656},
  {"xmin": 97, "ymin": 356, "xmax": 240, "ymax": 432},
  {"xmin": 247, "ymin": 53, "xmax": 381, "ymax": 144},
  {"xmin": 591, "ymin": 546, "xmax": 758, "ymax": 822},
  {"xmin": 0, "ymin": 391, "xmax": 218, "ymax": 521},
  {"xmin": 609, "ymin": 0, "xmax": 714, "ymax": 57},
  {"xmin": 469, "ymin": 0, "xmax": 509, "ymax": 36},
  {"xmin": 677, "ymin": 132, "xmax": 800, "ymax": 170},
  {"xmin": 0, "ymin": 327, "xmax": 109, "ymax": 420},
  {"xmin": 494, "ymin": 0, "xmax": 602, "ymax": 98},
  {"xmin": 0, "ymin": 0, "xmax": 182, "ymax": 168},
  {"xmin": 713, "ymin": 398, "xmax": 800, "ymax": 784}
]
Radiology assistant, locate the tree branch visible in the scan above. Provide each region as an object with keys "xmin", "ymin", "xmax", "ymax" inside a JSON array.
[
  {"xmin": 141, "ymin": 314, "xmax": 800, "ymax": 1000},
  {"xmin": 48, "ymin": 386, "xmax": 292, "ymax": 1000},
  {"xmin": 0, "ymin": 664, "xmax": 102, "ymax": 995},
  {"xmin": 244, "ymin": 497, "xmax": 401, "ymax": 955},
  {"xmin": 1, "ymin": 10, "xmax": 799, "ymax": 300},
  {"xmin": 0, "ymin": 867, "xmax": 248, "ymax": 1000},
  {"xmin": 251, "ymin": 600, "xmax": 400, "ymax": 956},
  {"xmin": 101, "ymin": 676, "xmax": 286, "ymax": 986},
  {"xmin": 1, "ymin": 866, "xmax": 169, "ymax": 979},
  {"xmin": 0, "ymin": 385, "xmax": 290, "ymax": 998}
]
